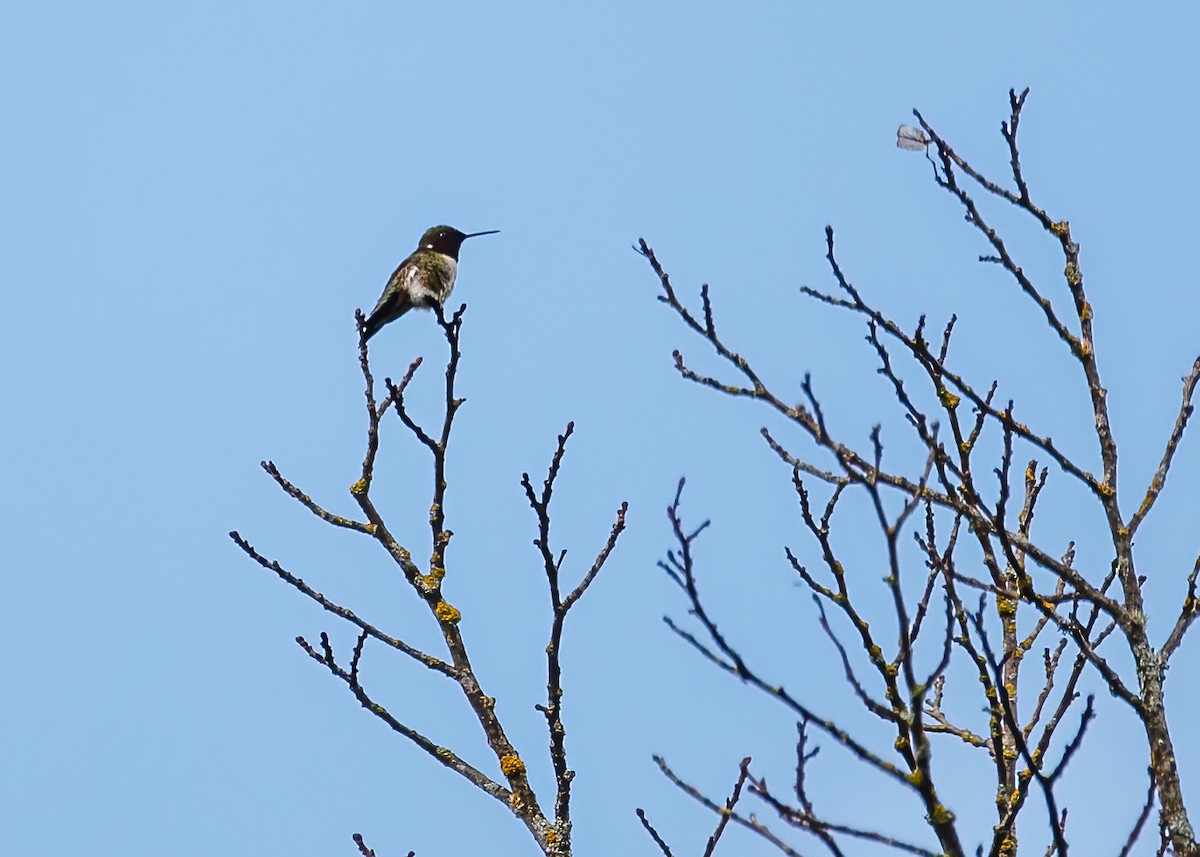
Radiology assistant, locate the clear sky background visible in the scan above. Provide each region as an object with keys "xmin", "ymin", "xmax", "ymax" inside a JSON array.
[{"xmin": 4, "ymin": 3, "xmax": 1200, "ymax": 855}]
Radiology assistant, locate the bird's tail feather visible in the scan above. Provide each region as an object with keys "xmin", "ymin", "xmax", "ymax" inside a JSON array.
[{"xmin": 362, "ymin": 301, "xmax": 410, "ymax": 341}]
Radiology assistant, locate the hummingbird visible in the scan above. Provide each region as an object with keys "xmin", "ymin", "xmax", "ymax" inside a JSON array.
[{"xmin": 362, "ymin": 225, "xmax": 499, "ymax": 340}]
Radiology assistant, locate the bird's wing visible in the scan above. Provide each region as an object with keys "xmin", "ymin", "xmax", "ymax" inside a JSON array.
[
  {"xmin": 363, "ymin": 261, "xmax": 420, "ymax": 339},
  {"xmin": 372, "ymin": 261, "xmax": 420, "ymax": 315}
]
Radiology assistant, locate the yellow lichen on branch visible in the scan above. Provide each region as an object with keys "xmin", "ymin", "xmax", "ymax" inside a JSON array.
[{"xmin": 500, "ymin": 753, "xmax": 526, "ymax": 778}]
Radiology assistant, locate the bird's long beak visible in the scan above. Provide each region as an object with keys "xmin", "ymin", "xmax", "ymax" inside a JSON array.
[{"xmin": 464, "ymin": 230, "xmax": 500, "ymax": 239}]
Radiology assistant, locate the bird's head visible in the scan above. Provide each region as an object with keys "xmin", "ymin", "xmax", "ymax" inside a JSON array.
[{"xmin": 419, "ymin": 225, "xmax": 499, "ymax": 258}]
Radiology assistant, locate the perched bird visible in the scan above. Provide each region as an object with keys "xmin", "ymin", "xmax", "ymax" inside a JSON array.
[{"xmin": 362, "ymin": 225, "xmax": 499, "ymax": 340}]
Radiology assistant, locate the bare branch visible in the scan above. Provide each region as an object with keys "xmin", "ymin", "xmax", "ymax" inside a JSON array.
[
  {"xmin": 353, "ymin": 832, "xmax": 411, "ymax": 857},
  {"xmin": 523, "ymin": 422, "xmax": 630, "ymax": 831},
  {"xmin": 654, "ymin": 756, "xmax": 805, "ymax": 857},
  {"xmin": 261, "ymin": 461, "xmax": 375, "ymax": 533},
  {"xmin": 1162, "ymin": 555, "xmax": 1200, "ymax": 662},
  {"xmin": 1129, "ymin": 357, "xmax": 1200, "ymax": 535},
  {"xmin": 294, "ymin": 633, "xmax": 512, "ymax": 807},
  {"xmin": 702, "ymin": 757, "xmax": 752, "ymax": 857},
  {"xmin": 636, "ymin": 809, "xmax": 675, "ymax": 857},
  {"xmin": 228, "ymin": 531, "xmax": 455, "ymax": 677},
  {"xmin": 1117, "ymin": 770, "xmax": 1158, "ymax": 857}
]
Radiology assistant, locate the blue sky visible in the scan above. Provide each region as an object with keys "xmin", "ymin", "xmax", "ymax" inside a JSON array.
[{"xmin": 5, "ymin": 3, "xmax": 1200, "ymax": 855}]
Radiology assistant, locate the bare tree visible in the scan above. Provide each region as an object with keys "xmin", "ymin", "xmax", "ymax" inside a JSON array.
[
  {"xmin": 231, "ymin": 306, "xmax": 628, "ymax": 857},
  {"xmin": 636, "ymin": 89, "xmax": 1200, "ymax": 856},
  {"xmin": 227, "ymin": 89, "xmax": 1196, "ymax": 857}
]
